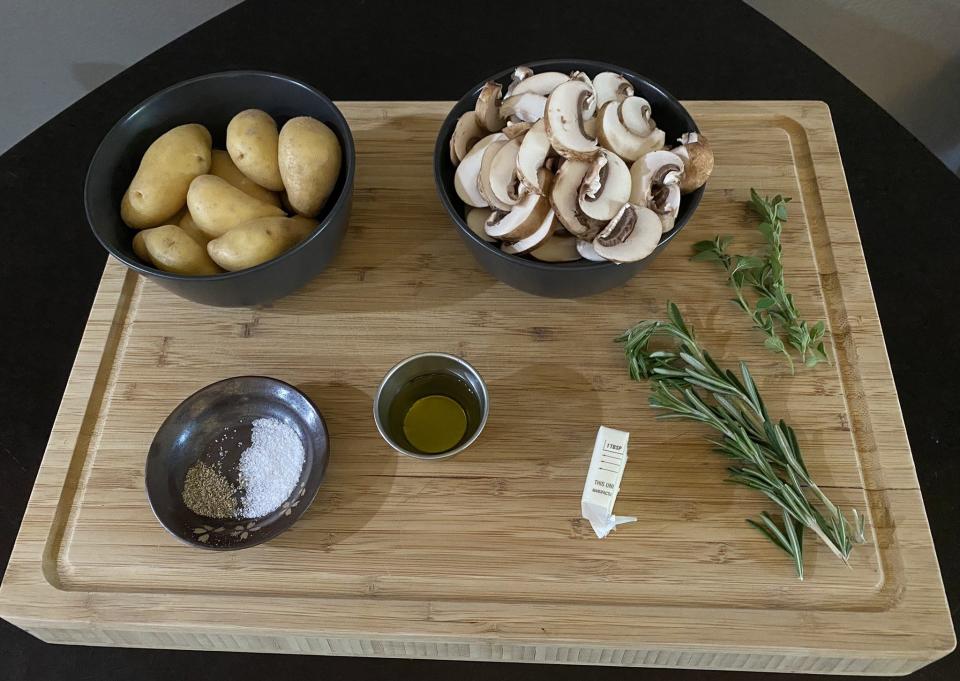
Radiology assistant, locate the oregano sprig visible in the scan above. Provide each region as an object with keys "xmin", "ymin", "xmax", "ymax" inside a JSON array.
[
  {"xmin": 616, "ymin": 303, "xmax": 864, "ymax": 579},
  {"xmin": 692, "ymin": 189, "xmax": 828, "ymax": 371}
]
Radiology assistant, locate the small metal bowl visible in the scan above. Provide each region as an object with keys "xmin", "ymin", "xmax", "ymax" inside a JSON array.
[
  {"xmin": 145, "ymin": 376, "xmax": 329, "ymax": 550},
  {"xmin": 374, "ymin": 353, "xmax": 489, "ymax": 460}
]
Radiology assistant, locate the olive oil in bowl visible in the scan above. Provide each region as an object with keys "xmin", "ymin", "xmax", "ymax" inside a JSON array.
[{"xmin": 374, "ymin": 354, "xmax": 489, "ymax": 460}]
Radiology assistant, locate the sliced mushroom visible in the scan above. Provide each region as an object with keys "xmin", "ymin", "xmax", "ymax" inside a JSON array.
[
  {"xmin": 502, "ymin": 93, "xmax": 547, "ymax": 123},
  {"xmin": 671, "ymin": 132, "xmax": 714, "ymax": 193},
  {"xmin": 465, "ymin": 208, "xmax": 496, "ymax": 242},
  {"xmin": 592, "ymin": 203, "xmax": 662, "ymax": 263},
  {"xmin": 619, "ymin": 97, "xmax": 655, "ymax": 136},
  {"xmin": 484, "ymin": 186, "xmax": 552, "ymax": 241},
  {"xmin": 576, "ymin": 238, "xmax": 607, "ymax": 261},
  {"xmin": 629, "ymin": 149, "xmax": 684, "ymax": 232},
  {"xmin": 569, "ymin": 71, "xmax": 593, "ymax": 88},
  {"xmin": 544, "ymin": 79, "xmax": 599, "ymax": 160},
  {"xmin": 531, "ymin": 233, "xmax": 581, "ymax": 262},
  {"xmin": 501, "ymin": 209, "xmax": 556, "ymax": 255},
  {"xmin": 505, "ymin": 66, "xmax": 534, "ymax": 96},
  {"xmin": 454, "ymin": 133, "xmax": 504, "ymax": 208},
  {"xmin": 475, "ymin": 82, "xmax": 505, "ymax": 132},
  {"xmin": 578, "ymin": 149, "xmax": 631, "ymax": 222},
  {"xmin": 597, "ymin": 100, "xmax": 665, "ymax": 161},
  {"xmin": 489, "ymin": 137, "xmax": 526, "ymax": 208},
  {"xmin": 509, "ymin": 71, "xmax": 568, "ymax": 97},
  {"xmin": 450, "ymin": 111, "xmax": 486, "ymax": 165},
  {"xmin": 516, "ymin": 119, "xmax": 551, "ymax": 194},
  {"xmin": 593, "ymin": 72, "xmax": 634, "ymax": 107},
  {"xmin": 503, "ymin": 121, "xmax": 532, "ymax": 139},
  {"xmin": 477, "ymin": 138, "xmax": 514, "ymax": 211},
  {"xmin": 550, "ymin": 159, "xmax": 605, "ymax": 238}
]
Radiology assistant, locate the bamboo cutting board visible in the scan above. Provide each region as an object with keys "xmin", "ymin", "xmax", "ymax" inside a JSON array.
[{"xmin": 0, "ymin": 102, "xmax": 953, "ymax": 675}]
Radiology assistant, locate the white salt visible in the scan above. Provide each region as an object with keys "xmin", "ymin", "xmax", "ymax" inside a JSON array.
[{"xmin": 238, "ymin": 417, "xmax": 305, "ymax": 518}]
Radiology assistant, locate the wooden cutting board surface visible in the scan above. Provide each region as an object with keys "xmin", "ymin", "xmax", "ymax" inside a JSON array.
[{"xmin": 0, "ymin": 102, "xmax": 953, "ymax": 675}]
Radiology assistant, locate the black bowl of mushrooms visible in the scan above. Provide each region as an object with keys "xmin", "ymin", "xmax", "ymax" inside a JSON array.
[{"xmin": 434, "ymin": 59, "xmax": 711, "ymax": 298}]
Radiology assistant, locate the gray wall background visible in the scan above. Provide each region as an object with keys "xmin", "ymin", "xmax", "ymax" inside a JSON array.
[{"xmin": 1, "ymin": 0, "xmax": 958, "ymax": 174}]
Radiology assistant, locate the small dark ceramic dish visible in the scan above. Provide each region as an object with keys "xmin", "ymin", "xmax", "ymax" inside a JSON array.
[
  {"xmin": 145, "ymin": 376, "xmax": 329, "ymax": 550},
  {"xmin": 85, "ymin": 70, "xmax": 356, "ymax": 307},
  {"xmin": 434, "ymin": 59, "xmax": 704, "ymax": 298}
]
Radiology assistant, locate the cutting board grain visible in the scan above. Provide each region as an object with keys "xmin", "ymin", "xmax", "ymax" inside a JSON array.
[{"xmin": 0, "ymin": 102, "xmax": 953, "ymax": 675}]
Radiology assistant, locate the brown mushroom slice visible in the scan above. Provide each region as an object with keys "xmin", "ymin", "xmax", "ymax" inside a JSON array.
[
  {"xmin": 516, "ymin": 119, "xmax": 551, "ymax": 194},
  {"xmin": 454, "ymin": 133, "xmax": 505, "ymax": 208},
  {"xmin": 531, "ymin": 233, "xmax": 581, "ymax": 262},
  {"xmin": 593, "ymin": 72, "xmax": 634, "ymax": 107},
  {"xmin": 550, "ymin": 158, "xmax": 605, "ymax": 238},
  {"xmin": 505, "ymin": 66, "xmax": 534, "ymax": 96},
  {"xmin": 465, "ymin": 208, "xmax": 497, "ymax": 242},
  {"xmin": 489, "ymin": 137, "xmax": 526, "ymax": 209},
  {"xmin": 475, "ymin": 82, "xmax": 505, "ymax": 132},
  {"xmin": 477, "ymin": 138, "xmax": 514, "ymax": 211},
  {"xmin": 503, "ymin": 121, "xmax": 532, "ymax": 139},
  {"xmin": 577, "ymin": 149, "xmax": 632, "ymax": 222},
  {"xmin": 501, "ymin": 209, "xmax": 556, "ymax": 255},
  {"xmin": 619, "ymin": 97, "xmax": 655, "ymax": 136},
  {"xmin": 450, "ymin": 111, "xmax": 486, "ymax": 165},
  {"xmin": 597, "ymin": 101, "xmax": 665, "ymax": 162},
  {"xmin": 502, "ymin": 93, "xmax": 547, "ymax": 123},
  {"xmin": 592, "ymin": 203, "xmax": 662, "ymax": 263},
  {"xmin": 544, "ymin": 80, "xmax": 599, "ymax": 161},
  {"xmin": 510, "ymin": 71, "xmax": 569, "ymax": 97},
  {"xmin": 671, "ymin": 132, "xmax": 714, "ymax": 193},
  {"xmin": 628, "ymin": 149, "xmax": 684, "ymax": 232},
  {"xmin": 485, "ymin": 188, "xmax": 552, "ymax": 241},
  {"xmin": 576, "ymin": 238, "xmax": 607, "ymax": 261}
]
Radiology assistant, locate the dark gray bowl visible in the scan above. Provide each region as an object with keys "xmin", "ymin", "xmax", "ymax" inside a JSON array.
[
  {"xmin": 85, "ymin": 71, "xmax": 355, "ymax": 307},
  {"xmin": 145, "ymin": 376, "xmax": 329, "ymax": 550},
  {"xmin": 434, "ymin": 59, "xmax": 704, "ymax": 298}
]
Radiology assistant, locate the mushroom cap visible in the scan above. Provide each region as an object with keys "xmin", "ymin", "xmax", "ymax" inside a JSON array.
[
  {"xmin": 577, "ymin": 149, "xmax": 632, "ymax": 222},
  {"xmin": 450, "ymin": 111, "xmax": 486, "ymax": 165},
  {"xmin": 628, "ymin": 149, "xmax": 684, "ymax": 232},
  {"xmin": 488, "ymin": 136, "xmax": 526, "ymax": 209},
  {"xmin": 596, "ymin": 101, "xmax": 665, "ymax": 162},
  {"xmin": 530, "ymin": 233, "xmax": 581, "ymax": 262},
  {"xmin": 619, "ymin": 97, "xmax": 655, "ymax": 136},
  {"xmin": 509, "ymin": 71, "xmax": 569, "ymax": 97},
  {"xmin": 454, "ymin": 132, "xmax": 505, "ymax": 208},
  {"xmin": 501, "ymin": 209, "xmax": 556, "ymax": 255},
  {"xmin": 475, "ymin": 81, "xmax": 505, "ymax": 133},
  {"xmin": 501, "ymin": 93, "xmax": 547, "ymax": 123},
  {"xmin": 484, "ymin": 180, "xmax": 553, "ymax": 241},
  {"xmin": 516, "ymin": 119, "xmax": 552, "ymax": 194},
  {"xmin": 477, "ymin": 138, "xmax": 515, "ymax": 211},
  {"xmin": 465, "ymin": 207, "xmax": 497, "ymax": 242},
  {"xmin": 592, "ymin": 203, "xmax": 662, "ymax": 263},
  {"xmin": 593, "ymin": 72, "xmax": 634, "ymax": 107},
  {"xmin": 550, "ymin": 158, "xmax": 605, "ymax": 238},
  {"xmin": 544, "ymin": 79, "xmax": 599, "ymax": 161},
  {"xmin": 576, "ymin": 238, "xmax": 607, "ymax": 261},
  {"xmin": 673, "ymin": 132, "xmax": 715, "ymax": 194}
]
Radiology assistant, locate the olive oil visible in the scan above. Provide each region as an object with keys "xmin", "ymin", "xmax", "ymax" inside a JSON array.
[{"xmin": 386, "ymin": 372, "xmax": 482, "ymax": 456}]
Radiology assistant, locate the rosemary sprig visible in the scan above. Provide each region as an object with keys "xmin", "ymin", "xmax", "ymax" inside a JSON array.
[
  {"xmin": 616, "ymin": 303, "xmax": 864, "ymax": 579},
  {"xmin": 692, "ymin": 189, "xmax": 828, "ymax": 371}
]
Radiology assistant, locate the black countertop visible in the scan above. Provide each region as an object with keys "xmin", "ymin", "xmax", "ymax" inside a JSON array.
[{"xmin": 1, "ymin": 1, "xmax": 957, "ymax": 679}]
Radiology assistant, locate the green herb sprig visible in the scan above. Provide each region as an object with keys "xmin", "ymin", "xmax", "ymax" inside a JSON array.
[
  {"xmin": 617, "ymin": 303, "xmax": 864, "ymax": 579},
  {"xmin": 692, "ymin": 189, "xmax": 828, "ymax": 371}
]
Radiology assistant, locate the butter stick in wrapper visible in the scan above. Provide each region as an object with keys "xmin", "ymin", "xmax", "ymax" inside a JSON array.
[{"xmin": 580, "ymin": 426, "xmax": 636, "ymax": 538}]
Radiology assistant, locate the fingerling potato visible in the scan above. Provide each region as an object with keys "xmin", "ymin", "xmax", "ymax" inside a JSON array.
[
  {"xmin": 207, "ymin": 216, "xmax": 317, "ymax": 271},
  {"xmin": 187, "ymin": 174, "xmax": 284, "ymax": 238},
  {"xmin": 141, "ymin": 224, "xmax": 221, "ymax": 275},
  {"xmin": 226, "ymin": 109, "xmax": 284, "ymax": 191},
  {"xmin": 121, "ymin": 124, "xmax": 212, "ymax": 229},
  {"xmin": 132, "ymin": 230, "xmax": 151, "ymax": 263},
  {"xmin": 278, "ymin": 116, "xmax": 342, "ymax": 217},
  {"xmin": 177, "ymin": 209, "xmax": 211, "ymax": 247},
  {"xmin": 210, "ymin": 149, "xmax": 281, "ymax": 206}
]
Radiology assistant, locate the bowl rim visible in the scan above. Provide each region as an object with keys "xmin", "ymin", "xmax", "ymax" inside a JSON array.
[
  {"xmin": 433, "ymin": 57, "xmax": 703, "ymax": 272},
  {"xmin": 144, "ymin": 374, "xmax": 330, "ymax": 550},
  {"xmin": 85, "ymin": 69, "xmax": 356, "ymax": 283}
]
